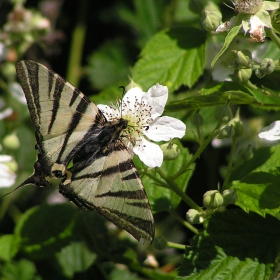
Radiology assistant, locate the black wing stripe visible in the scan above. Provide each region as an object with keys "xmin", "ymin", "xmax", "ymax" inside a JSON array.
[
  {"xmin": 96, "ymin": 190, "xmax": 147, "ymax": 199},
  {"xmin": 48, "ymin": 78, "xmax": 64, "ymax": 133},
  {"xmin": 57, "ymin": 96, "xmax": 90, "ymax": 163},
  {"xmin": 97, "ymin": 207, "xmax": 154, "ymax": 237}
]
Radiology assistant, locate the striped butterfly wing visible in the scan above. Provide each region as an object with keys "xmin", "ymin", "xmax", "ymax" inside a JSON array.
[
  {"xmin": 16, "ymin": 60, "xmax": 155, "ymax": 241},
  {"xmin": 60, "ymin": 141, "xmax": 154, "ymax": 241},
  {"xmin": 16, "ymin": 60, "xmax": 106, "ymax": 187}
]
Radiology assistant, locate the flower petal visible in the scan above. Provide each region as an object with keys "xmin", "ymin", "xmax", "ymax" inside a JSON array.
[
  {"xmin": 97, "ymin": 104, "xmax": 120, "ymax": 121},
  {"xmin": 0, "ymin": 163, "xmax": 16, "ymax": 188},
  {"xmin": 258, "ymin": 121, "xmax": 280, "ymax": 141},
  {"xmin": 122, "ymin": 87, "xmax": 144, "ymax": 113},
  {"xmin": 144, "ymin": 116, "xmax": 186, "ymax": 141},
  {"xmin": 144, "ymin": 84, "xmax": 168, "ymax": 119},
  {"xmin": 133, "ymin": 138, "xmax": 163, "ymax": 167}
]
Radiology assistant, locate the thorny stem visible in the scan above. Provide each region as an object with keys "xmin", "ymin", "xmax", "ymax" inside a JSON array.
[
  {"xmin": 167, "ymin": 241, "xmax": 186, "ymax": 250},
  {"xmin": 157, "ymin": 167, "xmax": 203, "ymax": 212},
  {"xmin": 169, "ymin": 209, "xmax": 199, "ymax": 235}
]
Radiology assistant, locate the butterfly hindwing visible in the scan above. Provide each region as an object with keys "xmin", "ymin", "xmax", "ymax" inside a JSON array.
[
  {"xmin": 60, "ymin": 141, "xmax": 154, "ymax": 241},
  {"xmin": 15, "ymin": 60, "xmax": 155, "ymax": 241}
]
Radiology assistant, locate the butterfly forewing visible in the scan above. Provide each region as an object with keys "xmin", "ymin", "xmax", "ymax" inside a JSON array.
[{"xmin": 15, "ymin": 60, "xmax": 154, "ymax": 241}]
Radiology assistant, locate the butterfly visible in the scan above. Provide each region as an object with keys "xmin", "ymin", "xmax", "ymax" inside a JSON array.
[{"xmin": 15, "ymin": 60, "xmax": 154, "ymax": 241}]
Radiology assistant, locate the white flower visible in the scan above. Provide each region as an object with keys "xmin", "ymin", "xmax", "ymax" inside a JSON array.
[
  {"xmin": 215, "ymin": 0, "xmax": 276, "ymax": 42},
  {"xmin": 249, "ymin": 14, "xmax": 268, "ymax": 42},
  {"xmin": 98, "ymin": 84, "xmax": 186, "ymax": 168},
  {"xmin": 258, "ymin": 121, "xmax": 280, "ymax": 141},
  {"xmin": 0, "ymin": 155, "xmax": 16, "ymax": 188}
]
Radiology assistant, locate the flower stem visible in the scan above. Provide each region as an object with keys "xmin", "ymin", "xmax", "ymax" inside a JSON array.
[
  {"xmin": 157, "ymin": 167, "xmax": 203, "ymax": 212},
  {"xmin": 266, "ymin": 28, "xmax": 280, "ymax": 50},
  {"xmin": 66, "ymin": 0, "xmax": 88, "ymax": 86},
  {"xmin": 222, "ymin": 137, "xmax": 237, "ymax": 189},
  {"xmin": 169, "ymin": 209, "xmax": 199, "ymax": 235},
  {"xmin": 171, "ymin": 123, "xmax": 221, "ymax": 180}
]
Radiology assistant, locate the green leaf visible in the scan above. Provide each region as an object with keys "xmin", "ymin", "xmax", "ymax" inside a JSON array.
[
  {"xmin": 15, "ymin": 204, "xmax": 77, "ymax": 259},
  {"xmin": 1, "ymin": 259, "xmax": 41, "ymax": 280},
  {"xmin": 56, "ymin": 241, "xmax": 97, "ymax": 278},
  {"xmin": 118, "ymin": 0, "xmax": 167, "ymax": 47},
  {"xmin": 0, "ymin": 234, "xmax": 19, "ymax": 261},
  {"xmin": 86, "ymin": 39, "xmax": 133, "ymax": 90},
  {"xmin": 177, "ymin": 210, "xmax": 280, "ymax": 279},
  {"xmin": 135, "ymin": 141, "xmax": 194, "ymax": 212},
  {"xmin": 211, "ymin": 24, "xmax": 242, "ymax": 67},
  {"xmin": 133, "ymin": 27, "xmax": 206, "ymax": 91},
  {"xmin": 229, "ymin": 145, "xmax": 280, "ymax": 219}
]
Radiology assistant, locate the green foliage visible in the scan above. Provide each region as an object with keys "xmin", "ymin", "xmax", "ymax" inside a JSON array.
[{"xmin": 1, "ymin": 0, "xmax": 280, "ymax": 279}]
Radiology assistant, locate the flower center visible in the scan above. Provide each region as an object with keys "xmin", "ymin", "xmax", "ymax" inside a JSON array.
[{"xmin": 120, "ymin": 96, "xmax": 153, "ymax": 144}]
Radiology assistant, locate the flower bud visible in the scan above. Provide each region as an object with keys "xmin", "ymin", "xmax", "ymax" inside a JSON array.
[
  {"xmin": 233, "ymin": 68, "xmax": 252, "ymax": 83},
  {"xmin": 255, "ymin": 68, "xmax": 265, "ymax": 78},
  {"xmin": 231, "ymin": 49, "xmax": 252, "ymax": 68},
  {"xmin": 203, "ymin": 10, "xmax": 222, "ymax": 32},
  {"xmin": 259, "ymin": 58, "xmax": 277, "ymax": 75},
  {"xmin": 3, "ymin": 159, "xmax": 18, "ymax": 173},
  {"xmin": 228, "ymin": 108, "xmax": 243, "ymax": 138},
  {"xmin": 214, "ymin": 101, "xmax": 233, "ymax": 123},
  {"xmin": 125, "ymin": 78, "xmax": 142, "ymax": 92},
  {"xmin": 2, "ymin": 133, "xmax": 20, "ymax": 150},
  {"xmin": 203, "ymin": 190, "xmax": 224, "ymax": 209},
  {"xmin": 143, "ymin": 254, "xmax": 159, "ymax": 268},
  {"xmin": 222, "ymin": 189, "xmax": 238, "ymax": 205},
  {"xmin": 153, "ymin": 236, "xmax": 167, "ymax": 250},
  {"xmin": 217, "ymin": 125, "xmax": 235, "ymax": 139},
  {"xmin": 186, "ymin": 209, "xmax": 203, "ymax": 224},
  {"xmin": 238, "ymin": 144, "xmax": 253, "ymax": 160},
  {"xmin": 161, "ymin": 142, "xmax": 180, "ymax": 161},
  {"xmin": 191, "ymin": 110, "xmax": 204, "ymax": 128}
]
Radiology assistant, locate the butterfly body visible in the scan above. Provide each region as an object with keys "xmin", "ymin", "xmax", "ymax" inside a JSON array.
[{"xmin": 15, "ymin": 60, "xmax": 154, "ymax": 241}]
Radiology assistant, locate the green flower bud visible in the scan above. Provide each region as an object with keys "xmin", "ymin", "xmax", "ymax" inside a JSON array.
[
  {"xmin": 186, "ymin": 209, "xmax": 202, "ymax": 224},
  {"xmin": 161, "ymin": 142, "xmax": 180, "ymax": 161},
  {"xmin": 231, "ymin": 49, "xmax": 252, "ymax": 68},
  {"xmin": 203, "ymin": 10, "xmax": 222, "ymax": 32},
  {"xmin": 214, "ymin": 101, "xmax": 233, "ymax": 123},
  {"xmin": 4, "ymin": 159, "xmax": 18, "ymax": 173},
  {"xmin": 203, "ymin": 190, "xmax": 224, "ymax": 209},
  {"xmin": 228, "ymin": 108, "xmax": 243, "ymax": 138},
  {"xmin": 222, "ymin": 189, "xmax": 238, "ymax": 205},
  {"xmin": 125, "ymin": 78, "xmax": 142, "ymax": 92},
  {"xmin": 191, "ymin": 110, "xmax": 204, "ymax": 128},
  {"xmin": 217, "ymin": 125, "xmax": 235, "ymax": 139},
  {"xmin": 153, "ymin": 236, "xmax": 167, "ymax": 250},
  {"xmin": 255, "ymin": 68, "xmax": 265, "ymax": 78},
  {"xmin": 2, "ymin": 62, "xmax": 16, "ymax": 80},
  {"xmin": 259, "ymin": 58, "xmax": 277, "ymax": 75},
  {"xmin": 233, "ymin": 68, "xmax": 252, "ymax": 83},
  {"xmin": 238, "ymin": 145, "xmax": 253, "ymax": 160},
  {"xmin": 2, "ymin": 133, "xmax": 20, "ymax": 150}
]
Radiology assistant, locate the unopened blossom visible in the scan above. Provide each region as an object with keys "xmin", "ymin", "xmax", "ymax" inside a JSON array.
[
  {"xmin": 258, "ymin": 121, "xmax": 280, "ymax": 141},
  {"xmin": 98, "ymin": 84, "xmax": 186, "ymax": 168},
  {"xmin": 232, "ymin": 0, "xmax": 264, "ymax": 14}
]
